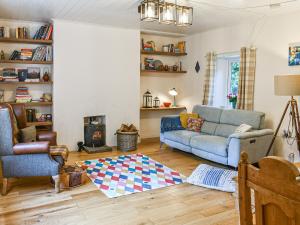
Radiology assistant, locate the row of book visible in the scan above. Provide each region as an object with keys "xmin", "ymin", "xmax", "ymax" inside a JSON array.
[
  {"xmin": 16, "ymin": 86, "xmax": 32, "ymax": 103},
  {"xmin": 1, "ymin": 68, "xmax": 18, "ymax": 82},
  {"xmin": 32, "ymin": 46, "xmax": 52, "ymax": 61},
  {"xmin": 0, "ymin": 26, "xmax": 9, "ymax": 38},
  {"xmin": 1, "ymin": 67, "xmax": 41, "ymax": 82},
  {"xmin": 33, "ymin": 24, "xmax": 53, "ymax": 40},
  {"xmin": 9, "ymin": 46, "xmax": 52, "ymax": 61},
  {"xmin": 15, "ymin": 27, "xmax": 29, "ymax": 39}
]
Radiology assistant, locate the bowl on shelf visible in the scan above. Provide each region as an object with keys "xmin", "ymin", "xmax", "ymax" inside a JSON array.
[{"xmin": 163, "ymin": 102, "xmax": 172, "ymax": 107}]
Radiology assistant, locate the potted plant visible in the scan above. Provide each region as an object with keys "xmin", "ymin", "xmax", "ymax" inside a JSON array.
[{"xmin": 227, "ymin": 93, "xmax": 237, "ymax": 109}]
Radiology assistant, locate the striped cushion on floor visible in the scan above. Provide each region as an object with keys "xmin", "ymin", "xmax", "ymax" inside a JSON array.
[{"xmin": 187, "ymin": 164, "xmax": 237, "ymax": 192}]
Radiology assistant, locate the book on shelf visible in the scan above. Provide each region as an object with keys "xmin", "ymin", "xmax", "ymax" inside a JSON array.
[
  {"xmin": 7, "ymin": 46, "xmax": 52, "ymax": 61},
  {"xmin": 15, "ymin": 86, "xmax": 32, "ymax": 103},
  {"xmin": 2, "ymin": 68, "xmax": 18, "ymax": 81},
  {"xmin": 33, "ymin": 24, "xmax": 53, "ymax": 40},
  {"xmin": 20, "ymin": 49, "xmax": 33, "ymax": 60},
  {"xmin": 9, "ymin": 50, "xmax": 20, "ymax": 60},
  {"xmin": 15, "ymin": 27, "xmax": 29, "ymax": 39},
  {"xmin": 0, "ymin": 26, "xmax": 10, "ymax": 38}
]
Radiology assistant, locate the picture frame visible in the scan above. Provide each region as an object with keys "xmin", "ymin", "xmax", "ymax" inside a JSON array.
[
  {"xmin": 27, "ymin": 67, "xmax": 40, "ymax": 79},
  {"xmin": 289, "ymin": 43, "xmax": 300, "ymax": 66}
]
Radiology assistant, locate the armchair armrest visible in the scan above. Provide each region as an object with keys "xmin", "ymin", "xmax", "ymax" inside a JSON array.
[
  {"xmin": 229, "ymin": 129, "xmax": 274, "ymax": 139},
  {"xmin": 13, "ymin": 141, "xmax": 50, "ymax": 155},
  {"xmin": 227, "ymin": 129, "xmax": 274, "ymax": 167},
  {"xmin": 161, "ymin": 115, "xmax": 184, "ymax": 133},
  {"xmin": 37, "ymin": 131, "xmax": 57, "ymax": 146}
]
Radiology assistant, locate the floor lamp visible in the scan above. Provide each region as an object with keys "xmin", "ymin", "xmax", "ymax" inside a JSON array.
[{"xmin": 266, "ymin": 75, "xmax": 300, "ymax": 156}]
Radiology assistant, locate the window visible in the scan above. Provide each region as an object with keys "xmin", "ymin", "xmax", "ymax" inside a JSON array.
[{"xmin": 213, "ymin": 54, "xmax": 240, "ymax": 108}]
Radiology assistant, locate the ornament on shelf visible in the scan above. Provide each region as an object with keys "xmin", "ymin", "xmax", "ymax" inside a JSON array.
[
  {"xmin": 42, "ymin": 68, "xmax": 50, "ymax": 82},
  {"xmin": 0, "ymin": 89, "xmax": 4, "ymax": 103},
  {"xmin": 0, "ymin": 50, "xmax": 5, "ymax": 60},
  {"xmin": 153, "ymin": 97, "xmax": 160, "ymax": 108},
  {"xmin": 143, "ymin": 90, "xmax": 153, "ymax": 108}
]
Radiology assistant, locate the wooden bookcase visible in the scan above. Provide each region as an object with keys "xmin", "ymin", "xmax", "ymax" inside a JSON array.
[{"xmin": 0, "ymin": 35, "xmax": 53, "ymax": 130}]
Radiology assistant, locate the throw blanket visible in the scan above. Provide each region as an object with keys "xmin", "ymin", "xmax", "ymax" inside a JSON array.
[{"xmin": 161, "ymin": 116, "xmax": 184, "ymax": 133}]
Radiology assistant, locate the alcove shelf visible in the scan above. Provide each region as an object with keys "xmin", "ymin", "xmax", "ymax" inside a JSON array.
[
  {"xmin": 140, "ymin": 106, "xmax": 186, "ymax": 111},
  {"xmin": 0, "ymin": 60, "xmax": 52, "ymax": 65},
  {"xmin": 0, "ymin": 38, "xmax": 52, "ymax": 45},
  {"xmin": 140, "ymin": 70, "xmax": 187, "ymax": 74},
  {"xmin": 141, "ymin": 50, "xmax": 187, "ymax": 56},
  {"xmin": 0, "ymin": 81, "xmax": 53, "ymax": 85},
  {"xmin": 7, "ymin": 102, "xmax": 53, "ymax": 107},
  {"xmin": 27, "ymin": 121, "xmax": 53, "ymax": 127}
]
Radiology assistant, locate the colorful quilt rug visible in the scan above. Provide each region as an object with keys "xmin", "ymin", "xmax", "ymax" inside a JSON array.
[{"xmin": 77, "ymin": 153, "xmax": 186, "ymax": 198}]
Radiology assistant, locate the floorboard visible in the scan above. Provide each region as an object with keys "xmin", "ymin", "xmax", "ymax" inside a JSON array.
[{"xmin": 0, "ymin": 141, "xmax": 239, "ymax": 225}]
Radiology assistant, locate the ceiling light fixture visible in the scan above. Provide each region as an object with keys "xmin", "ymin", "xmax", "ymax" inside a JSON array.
[
  {"xmin": 176, "ymin": 5, "xmax": 193, "ymax": 26},
  {"xmin": 139, "ymin": 0, "xmax": 193, "ymax": 26},
  {"xmin": 159, "ymin": 1, "xmax": 177, "ymax": 24},
  {"xmin": 140, "ymin": 0, "xmax": 160, "ymax": 22}
]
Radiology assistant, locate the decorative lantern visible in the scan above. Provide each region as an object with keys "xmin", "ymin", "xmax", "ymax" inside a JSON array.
[
  {"xmin": 153, "ymin": 97, "xmax": 160, "ymax": 108},
  {"xmin": 159, "ymin": 1, "xmax": 176, "ymax": 24},
  {"xmin": 143, "ymin": 90, "xmax": 153, "ymax": 108},
  {"xmin": 176, "ymin": 5, "xmax": 193, "ymax": 26},
  {"xmin": 140, "ymin": 0, "xmax": 160, "ymax": 22}
]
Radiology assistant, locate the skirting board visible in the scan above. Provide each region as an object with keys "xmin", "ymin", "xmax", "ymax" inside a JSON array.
[{"xmin": 140, "ymin": 137, "xmax": 160, "ymax": 144}]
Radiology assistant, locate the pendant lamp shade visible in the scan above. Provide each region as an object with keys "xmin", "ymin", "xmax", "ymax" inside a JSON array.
[
  {"xmin": 176, "ymin": 5, "xmax": 193, "ymax": 26},
  {"xmin": 140, "ymin": 0, "xmax": 160, "ymax": 22}
]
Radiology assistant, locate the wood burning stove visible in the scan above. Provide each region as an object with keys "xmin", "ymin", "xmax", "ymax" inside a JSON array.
[{"xmin": 83, "ymin": 115, "xmax": 112, "ymax": 153}]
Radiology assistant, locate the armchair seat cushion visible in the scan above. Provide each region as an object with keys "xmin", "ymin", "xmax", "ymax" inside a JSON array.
[
  {"xmin": 190, "ymin": 135, "xmax": 228, "ymax": 157},
  {"xmin": 13, "ymin": 141, "xmax": 49, "ymax": 155},
  {"xmin": 164, "ymin": 130, "xmax": 200, "ymax": 146}
]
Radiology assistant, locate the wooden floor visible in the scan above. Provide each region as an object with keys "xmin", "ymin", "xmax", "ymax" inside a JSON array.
[{"xmin": 0, "ymin": 141, "xmax": 239, "ymax": 225}]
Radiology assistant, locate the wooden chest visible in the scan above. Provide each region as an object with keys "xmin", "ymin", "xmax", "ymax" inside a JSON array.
[{"xmin": 60, "ymin": 165, "xmax": 87, "ymax": 188}]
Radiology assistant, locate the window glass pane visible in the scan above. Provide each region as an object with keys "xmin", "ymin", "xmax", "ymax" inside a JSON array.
[{"xmin": 229, "ymin": 62, "xmax": 240, "ymax": 95}]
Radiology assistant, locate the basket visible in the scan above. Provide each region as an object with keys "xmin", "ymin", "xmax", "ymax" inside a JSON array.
[{"xmin": 116, "ymin": 131, "xmax": 138, "ymax": 151}]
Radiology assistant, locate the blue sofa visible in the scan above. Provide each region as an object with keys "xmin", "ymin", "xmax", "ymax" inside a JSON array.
[{"xmin": 160, "ymin": 105, "xmax": 274, "ymax": 168}]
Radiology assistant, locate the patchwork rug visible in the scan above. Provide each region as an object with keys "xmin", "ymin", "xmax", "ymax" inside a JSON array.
[{"xmin": 77, "ymin": 153, "xmax": 186, "ymax": 198}]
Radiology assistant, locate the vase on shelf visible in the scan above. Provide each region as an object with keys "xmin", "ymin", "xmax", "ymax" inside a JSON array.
[{"xmin": 231, "ymin": 101, "xmax": 237, "ymax": 109}]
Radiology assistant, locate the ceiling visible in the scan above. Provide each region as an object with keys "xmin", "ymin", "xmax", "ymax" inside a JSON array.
[{"xmin": 0, "ymin": 0, "xmax": 299, "ymax": 34}]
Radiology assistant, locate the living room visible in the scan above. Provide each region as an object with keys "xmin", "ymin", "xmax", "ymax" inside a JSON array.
[{"xmin": 0, "ymin": 1, "xmax": 300, "ymax": 224}]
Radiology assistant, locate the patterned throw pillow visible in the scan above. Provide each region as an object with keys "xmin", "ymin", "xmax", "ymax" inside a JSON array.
[
  {"xmin": 186, "ymin": 117, "xmax": 204, "ymax": 132},
  {"xmin": 187, "ymin": 164, "xmax": 238, "ymax": 192},
  {"xmin": 179, "ymin": 113, "xmax": 199, "ymax": 128}
]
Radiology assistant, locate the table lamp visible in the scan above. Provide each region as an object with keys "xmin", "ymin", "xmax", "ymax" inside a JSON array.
[
  {"xmin": 168, "ymin": 88, "xmax": 178, "ymax": 107},
  {"xmin": 266, "ymin": 75, "xmax": 300, "ymax": 156}
]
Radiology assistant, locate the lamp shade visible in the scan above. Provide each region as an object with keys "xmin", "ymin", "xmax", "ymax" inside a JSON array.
[
  {"xmin": 168, "ymin": 88, "xmax": 178, "ymax": 96},
  {"xmin": 274, "ymin": 75, "xmax": 300, "ymax": 96}
]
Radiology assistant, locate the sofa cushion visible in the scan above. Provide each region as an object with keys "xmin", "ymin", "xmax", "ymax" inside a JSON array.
[
  {"xmin": 201, "ymin": 121, "xmax": 218, "ymax": 135},
  {"xmin": 220, "ymin": 109, "xmax": 265, "ymax": 129},
  {"xmin": 164, "ymin": 130, "xmax": 200, "ymax": 146},
  {"xmin": 192, "ymin": 105, "xmax": 222, "ymax": 123},
  {"xmin": 187, "ymin": 117, "xmax": 204, "ymax": 132},
  {"xmin": 180, "ymin": 113, "xmax": 199, "ymax": 128},
  {"xmin": 190, "ymin": 135, "xmax": 228, "ymax": 157},
  {"xmin": 215, "ymin": 124, "xmax": 238, "ymax": 138}
]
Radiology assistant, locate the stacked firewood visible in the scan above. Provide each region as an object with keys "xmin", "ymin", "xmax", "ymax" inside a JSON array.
[{"xmin": 117, "ymin": 124, "xmax": 138, "ymax": 133}]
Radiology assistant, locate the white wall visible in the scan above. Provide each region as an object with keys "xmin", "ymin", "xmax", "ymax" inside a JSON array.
[
  {"xmin": 53, "ymin": 20, "xmax": 140, "ymax": 149},
  {"xmin": 186, "ymin": 12, "xmax": 300, "ymax": 160}
]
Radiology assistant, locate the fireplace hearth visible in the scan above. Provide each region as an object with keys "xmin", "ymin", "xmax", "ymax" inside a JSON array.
[{"xmin": 83, "ymin": 115, "xmax": 112, "ymax": 153}]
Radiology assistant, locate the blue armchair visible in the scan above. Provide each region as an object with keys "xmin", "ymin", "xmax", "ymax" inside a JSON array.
[{"xmin": 0, "ymin": 105, "xmax": 63, "ymax": 195}]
